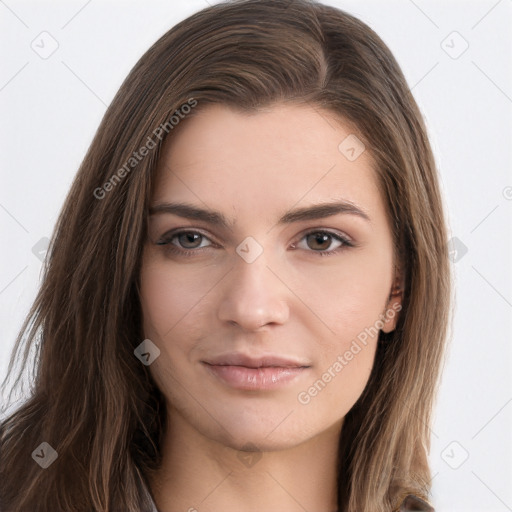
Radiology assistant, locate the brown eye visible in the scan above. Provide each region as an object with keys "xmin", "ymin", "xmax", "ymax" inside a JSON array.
[
  {"xmin": 156, "ymin": 230, "xmax": 213, "ymax": 251},
  {"xmin": 293, "ymin": 230, "xmax": 352, "ymax": 254},
  {"xmin": 306, "ymin": 232, "xmax": 335, "ymax": 251},
  {"xmin": 177, "ymin": 232, "xmax": 203, "ymax": 249}
]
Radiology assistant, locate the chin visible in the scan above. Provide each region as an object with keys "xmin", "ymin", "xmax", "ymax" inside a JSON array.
[
  {"xmin": 221, "ymin": 427, "xmax": 312, "ymax": 453},
  {"xmin": 206, "ymin": 407, "xmax": 329, "ymax": 453}
]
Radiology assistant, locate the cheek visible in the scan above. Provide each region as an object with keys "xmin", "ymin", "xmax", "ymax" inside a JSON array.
[
  {"xmin": 288, "ymin": 251, "xmax": 392, "ymax": 341},
  {"xmin": 296, "ymin": 282, "xmax": 383, "ymax": 417},
  {"xmin": 139, "ymin": 255, "xmax": 212, "ymax": 398},
  {"xmin": 139, "ymin": 253, "xmax": 216, "ymax": 341},
  {"xmin": 296, "ymin": 347, "xmax": 376, "ymax": 421},
  {"xmin": 288, "ymin": 249, "xmax": 390, "ymax": 402}
]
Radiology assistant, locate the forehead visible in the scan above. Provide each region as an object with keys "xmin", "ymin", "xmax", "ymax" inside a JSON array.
[{"xmin": 152, "ymin": 103, "xmax": 386, "ymax": 225}]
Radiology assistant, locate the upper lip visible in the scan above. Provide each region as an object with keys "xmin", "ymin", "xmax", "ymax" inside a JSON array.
[{"xmin": 202, "ymin": 353, "xmax": 310, "ymax": 369}]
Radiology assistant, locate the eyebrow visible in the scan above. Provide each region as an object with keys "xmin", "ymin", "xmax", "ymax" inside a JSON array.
[{"xmin": 149, "ymin": 200, "xmax": 371, "ymax": 228}]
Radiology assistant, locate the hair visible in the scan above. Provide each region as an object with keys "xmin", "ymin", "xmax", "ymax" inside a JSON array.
[{"xmin": 0, "ymin": 1, "xmax": 452, "ymax": 511}]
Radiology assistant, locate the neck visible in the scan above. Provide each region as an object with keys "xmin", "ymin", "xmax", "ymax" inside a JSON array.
[{"xmin": 148, "ymin": 412, "xmax": 341, "ymax": 512}]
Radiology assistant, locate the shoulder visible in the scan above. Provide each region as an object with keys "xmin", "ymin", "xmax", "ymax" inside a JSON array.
[{"xmin": 396, "ymin": 494, "xmax": 434, "ymax": 511}]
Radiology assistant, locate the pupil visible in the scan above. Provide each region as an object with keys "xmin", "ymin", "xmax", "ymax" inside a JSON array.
[
  {"xmin": 308, "ymin": 233, "xmax": 331, "ymax": 250},
  {"xmin": 179, "ymin": 233, "xmax": 201, "ymax": 248}
]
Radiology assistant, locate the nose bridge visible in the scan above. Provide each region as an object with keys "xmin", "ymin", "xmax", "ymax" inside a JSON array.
[
  {"xmin": 234, "ymin": 249, "xmax": 272, "ymax": 291},
  {"xmin": 217, "ymin": 240, "xmax": 289, "ymax": 329},
  {"xmin": 232, "ymin": 235, "xmax": 275, "ymax": 289}
]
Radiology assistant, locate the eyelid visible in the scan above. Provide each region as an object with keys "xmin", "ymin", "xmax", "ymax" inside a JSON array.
[
  {"xmin": 155, "ymin": 227, "xmax": 355, "ymax": 255},
  {"xmin": 156, "ymin": 228, "xmax": 217, "ymax": 247},
  {"xmin": 293, "ymin": 228, "xmax": 353, "ymax": 245}
]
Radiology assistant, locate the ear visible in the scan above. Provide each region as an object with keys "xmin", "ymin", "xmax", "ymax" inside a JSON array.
[{"xmin": 381, "ymin": 269, "xmax": 404, "ymax": 334}]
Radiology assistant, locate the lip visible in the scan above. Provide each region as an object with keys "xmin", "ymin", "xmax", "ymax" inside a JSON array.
[
  {"xmin": 202, "ymin": 352, "xmax": 311, "ymax": 391},
  {"xmin": 203, "ymin": 352, "xmax": 310, "ymax": 368}
]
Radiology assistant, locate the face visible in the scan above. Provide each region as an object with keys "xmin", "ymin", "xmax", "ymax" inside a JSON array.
[{"xmin": 139, "ymin": 103, "xmax": 402, "ymax": 451}]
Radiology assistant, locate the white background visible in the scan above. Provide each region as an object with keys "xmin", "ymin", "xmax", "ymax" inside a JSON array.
[{"xmin": 1, "ymin": 1, "xmax": 511, "ymax": 511}]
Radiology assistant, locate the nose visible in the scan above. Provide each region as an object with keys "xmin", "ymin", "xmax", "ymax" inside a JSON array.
[{"xmin": 217, "ymin": 250, "xmax": 290, "ymax": 331}]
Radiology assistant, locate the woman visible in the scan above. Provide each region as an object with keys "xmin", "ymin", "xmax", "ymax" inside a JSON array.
[{"xmin": 0, "ymin": 0, "xmax": 451, "ymax": 510}]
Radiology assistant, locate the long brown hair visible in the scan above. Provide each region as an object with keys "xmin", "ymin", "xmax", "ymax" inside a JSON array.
[{"xmin": 0, "ymin": 1, "xmax": 451, "ymax": 510}]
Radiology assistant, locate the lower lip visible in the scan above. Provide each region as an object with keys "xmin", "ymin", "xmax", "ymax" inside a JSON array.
[{"xmin": 203, "ymin": 363, "xmax": 309, "ymax": 390}]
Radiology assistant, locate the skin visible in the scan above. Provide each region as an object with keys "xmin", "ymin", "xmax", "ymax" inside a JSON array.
[{"xmin": 139, "ymin": 103, "xmax": 403, "ymax": 512}]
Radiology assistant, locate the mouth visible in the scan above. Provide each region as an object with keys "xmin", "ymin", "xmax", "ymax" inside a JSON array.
[{"xmin": 201, "ymin": 353, "xmax": 311, "ymax": 391}]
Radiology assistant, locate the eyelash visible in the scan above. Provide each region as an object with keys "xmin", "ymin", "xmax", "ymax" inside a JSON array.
[{"xmin": 156, "ymin": 229, "xmax": 354, "ymax": 258}]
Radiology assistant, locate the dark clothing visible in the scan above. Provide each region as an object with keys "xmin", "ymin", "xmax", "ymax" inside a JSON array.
[{"xmin": 398, "ymin": 494, "xmax": 435, "ymax": 511}]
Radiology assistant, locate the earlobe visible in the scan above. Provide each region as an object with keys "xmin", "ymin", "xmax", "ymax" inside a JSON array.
[{"xmin": 381, "ymin": 272, "xmax": 403, "ymax": 334}]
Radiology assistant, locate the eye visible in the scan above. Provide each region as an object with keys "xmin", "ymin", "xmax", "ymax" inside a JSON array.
[
  {"xmin": 156, "ymin": 230, "xmax": 213, "ymax": 250},
  {"xmin": 292, "ymin": 230, "xmax": 353, "ymax": 254}
]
